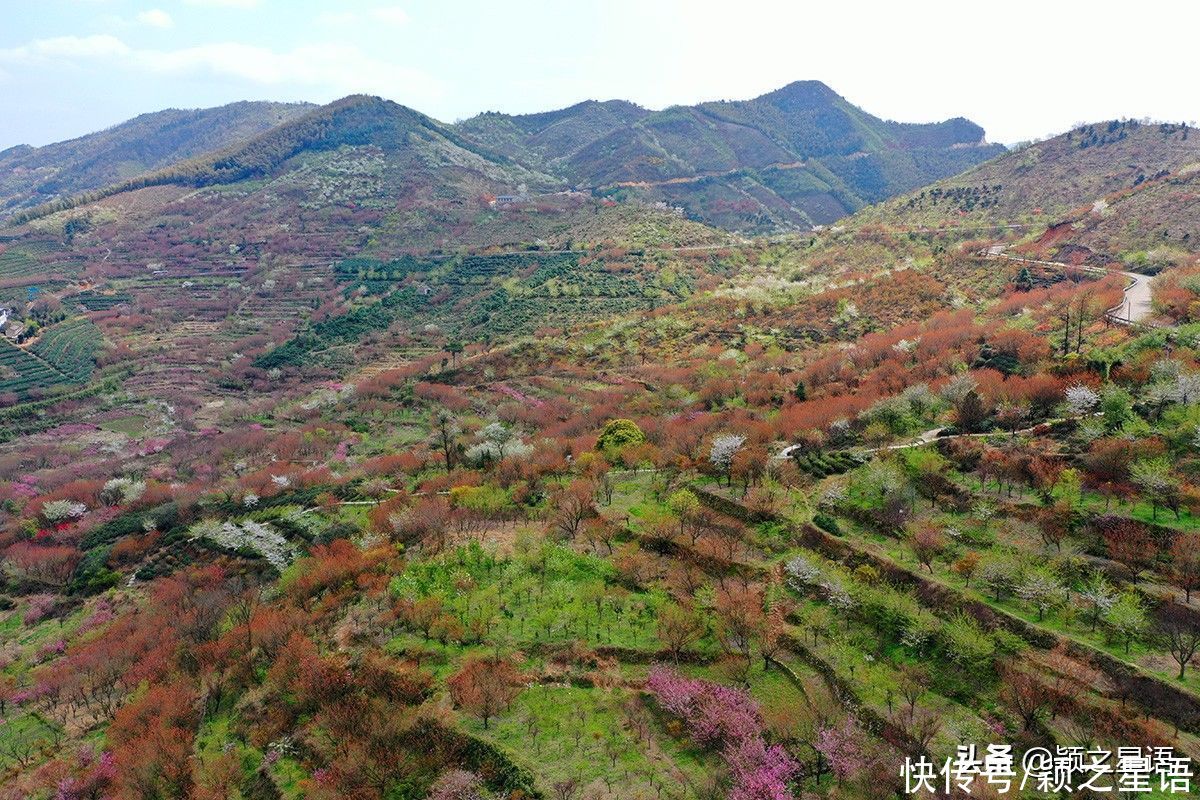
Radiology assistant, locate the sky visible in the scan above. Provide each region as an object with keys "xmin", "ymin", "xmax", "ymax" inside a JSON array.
[{"xmin": 1, "ymin": 0, "xmax": 1198, "ymax": 150}]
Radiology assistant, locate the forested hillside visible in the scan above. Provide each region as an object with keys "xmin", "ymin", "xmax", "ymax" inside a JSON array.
[
  {"xmin": 458, "ymin": 81, "xmax": 1004, "ymax": 231},
  {"xmin": 5, "ymin": 82, "xmax": 1003, "ymax": 236},
  {"xmin": 0, "ymin": 101, "xmax": 312, "ymax": 216},
  {"xmin": 2, "ymin": 82, "xmax": 1200, "ymax": 800}
]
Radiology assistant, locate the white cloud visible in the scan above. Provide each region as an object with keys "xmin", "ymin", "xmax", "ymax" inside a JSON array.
[
  {"xmin": 316, "ymin": 5, "xmax": 409, "ymax": 27},
  {"xmin": 0, "ymin": 35, "xmax": 131, "ymax": 62},
  {"xmin": 183, "ymin": 0, "xmax": 261, "ymax": 7},
  {"xmin": 136, "ymin": 9, "xmax": 174, "ymax": 28},
  {"xmin": 371, "ymin": 6, "xmax": 409, "ymax": 25},
  {"xmin": 140, "ymin": 42, "xmax": 430, "ymax": 92},
  {"xmin": 0, "ymin": 35, "xmax": 441, "ymax": 105}
]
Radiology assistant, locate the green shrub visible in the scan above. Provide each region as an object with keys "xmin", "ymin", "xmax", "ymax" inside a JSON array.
[
  {"xmin": 813, "ymin": 513, "xmax": 841, "ymax": 535},
  {"xmin": 596, "ymin": 418, "xmax": 646, "ymax": 455}
]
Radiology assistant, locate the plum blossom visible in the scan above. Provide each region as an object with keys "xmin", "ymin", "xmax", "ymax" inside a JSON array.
[{"xmin": 646, "ymin": 668, "xmax": 798, "ymax": 800}]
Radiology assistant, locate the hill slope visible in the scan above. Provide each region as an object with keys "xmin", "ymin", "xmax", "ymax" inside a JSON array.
[
  {"xmin": 457, "ymin": 81, "xmax": 1004, "ymax": 231},
  {"xmin": 4, "ymin": 94, "xmax": 725, "ymax": 306},
  {"xmin": 0, "ymin": 101, "xmax": 313, "ymax": 216},
  {"xmin": 4, "ymin": 82, "xmax": 1002, "ymax": 236},
  {"xmin": 860, "ymin": 120, "xmax": 1200, "ymax": 227},
  {"xmin": 853, "ymin": 119, "xmax": 1200, "ymax": 265}
]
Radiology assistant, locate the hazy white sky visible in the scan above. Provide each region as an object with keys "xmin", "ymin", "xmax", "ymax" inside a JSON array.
[{"xmin": 2, "ymin": 0, "xmax": 1197, "ymax": 149}]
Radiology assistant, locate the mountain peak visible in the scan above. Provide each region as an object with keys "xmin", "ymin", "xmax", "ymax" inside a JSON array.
[{"xmin": 757, "ymin": 80, "xmax": 843, "ymax": 110}]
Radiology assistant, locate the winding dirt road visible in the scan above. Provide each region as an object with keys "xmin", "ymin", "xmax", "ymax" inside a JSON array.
[
  {"xmin": 988, "ymin": 251, "xmax": 1157, "ymax": 326},
  {"xmin": 775, "ymin": 252, "xmax": 1163, "ymax": 461},
  {"xmin": 1107, "ymin": 270, "xmax": 1154, "ymax": 324}
]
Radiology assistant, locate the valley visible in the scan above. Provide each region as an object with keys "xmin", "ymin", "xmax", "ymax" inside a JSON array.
[{"xmin": 0, "ymin": 78, "xmax": 1199, "ymax": 800}]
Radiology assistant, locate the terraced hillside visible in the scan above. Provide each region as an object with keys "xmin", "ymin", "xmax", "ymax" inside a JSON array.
[
  {"xmin": 0, "ymin": 338, "xmax": 69, "ymax": 398},
  {"xmin": 3, "ymin": 93, "xmax": 1200, "ymax": 800},
  {"xmin": 459, "ymin": 81, "xmax": 1005, "ymax": 232}
]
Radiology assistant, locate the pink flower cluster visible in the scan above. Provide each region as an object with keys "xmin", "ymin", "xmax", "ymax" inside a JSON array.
[
  {"xmin": 78, "ymin": 600, "xmax": 115, "ymax": 634},
  {"xmin": 23, "ymin": 594, "xmax": 57, "ymax": 626},
  {"xmin": 137, "ymin": 438, "xmax": 170, "ymax": 456},
  {"xmin": 46, "ymin": 423, "xmax": 98, "ymax": 438},
  {"xmin": 38, "ymin": 639, "xmax": 67, "ymax": 661},
  {"xmin": 495, "ymin": 384, "xmax": 547, "ymax": 409},
  {"xmin": 53, "ymin": 747, "xmax": 115, "ymax": 799},
  {"xmin": 815, "ymin": 717, "xmax": 865, "ymax": 782},
  {"xmin": 9, "ymin": 480, "xmax": 39, "ymax": 500},
  {"xmin": 645, "ymin": 667, "xmax": 798, "ymax": 800}
]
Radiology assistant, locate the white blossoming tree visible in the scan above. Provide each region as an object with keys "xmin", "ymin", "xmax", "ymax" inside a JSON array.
[
  {"xmin": 100, "ymin": 477, "xmax": 146, "ymax": 507},
  {"xmin": 464, "ymin": 422, "xmax": 534, "ymax": 468},
  {"xmin": 41, "ymin": 499, "xmax": 87, "ymax": 524},
  {"xmin": 709, "ymin": 433, "xmax": 746, "ymax": 486},
  {"xmin": 1065, "ymin": 384, "xmax": 1100, "ymax": 416},
  {"xmin": 785, "ymin": 555, "xmax": 822, "ymax": 590}
]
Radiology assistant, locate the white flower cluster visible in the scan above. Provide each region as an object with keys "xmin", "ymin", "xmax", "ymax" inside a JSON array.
[
  {"xmin": 101, "ymin": 477, "xmax": 146, "ymax": 506},
  {"xmin": 821, "ymin": 575, "xmax": 855, "ymax": 611},
  {"xmin": 819, "ymin": 483, "xmax": 848, "ymax": 509},
  {"xmin": 1065, "ymin": 384, "xmax": 1100, "ymax": 416},
  {"xmin": 193, "ymin": 519, "xmax": 297, "ymax": 571},
  {"xmin": 709, "ymin": 433, "xmax": 747, "ymax": 472},
  {"xmin": 464, "ymin": 422, "xmax": 534, "ymax": 467},
  {"xmin": 784, "ymin": 555, "xmax": 822, "ymax": 589},
  {"xmin": 42, "ymin": 499, "xmax": 87, "ymax": 522}
]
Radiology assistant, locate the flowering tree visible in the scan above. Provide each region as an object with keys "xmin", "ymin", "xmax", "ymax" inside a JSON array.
[
  {"xmin": 1015, "ymin": 565, "xmax": 1067, "ymax": 621},
  {"xmin": 645, "ymin": 667, "xmax": 797, "ymax": 799},
  {"xmin": 447, "ymin": 655, "xmax": 523, "ymax": 729},
  {"xmin": 1079, "ymin": 570, "xmax": 1116, "ymax": 632},
  {"xmin": 710, "ymin": 434, "xmax": 747, "ymax": 486},
  {"xmin": 1065, "ymin": 384, "xmax": 1100, "ymax": 416},
  {"xmin": 784, "ymin": 555, "xmax": 821, "ymax": 591},
  {"xmin": 4, "ymin": 543, "xmax": 81, "ymax": 590},
  {"xmin": 1100, "ymin": 516, "xmax": 1157, "ymax": 578},
  {"xmin": 464, "ymin": 423, "xmax": 533, "ymax": 468},
  {"xmin": 1130, "ymin": 456, "xmax": 1181, "ymax": 521},
  {"xmin": 815, "ymin": 717, "xmax": 865, "ymax": 783},
  {"xmin": 1171, "ymin": 532, "xmax": 1200, "ymax": 602},
  {"xmin": 1104, "ymin": 592, "xmax": 1147, "ymax": 654},
  {"xmin": 41, "ymin": 499, "xmax": 87, "ymax": 524},
  {"xmin": 100, "ymin": 478, "xmax": 146, "ymax": 507},
  {"xmin": 426, "ymin": 769, "xmax": 484, "ymax": 800},
  {"xmin": 907, "ymin": 522, "xmax": 945, "ymax": 574}
]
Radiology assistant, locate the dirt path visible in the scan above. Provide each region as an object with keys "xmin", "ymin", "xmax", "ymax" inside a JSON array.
[
  {"xmin": 776, "ymin": 421, "xmax": 1066, "ymax": 461},
  {"xmin": 777, "ymin": 428, "xmax": 942, "ymax": 460},
  {"xmin": 987, "ymin": 251, "xmax": 1158, "ymax": 325},
  {"xmin": 606, "ymin": 160, "xmax": 809, "ymax": 190},
  {"xmin": 1110, "ymin": 269, "xmax": 1154, "ymax": 323}
]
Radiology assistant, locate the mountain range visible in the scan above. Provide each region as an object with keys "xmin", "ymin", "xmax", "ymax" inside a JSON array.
[
  {"xmin": 458, "ymin": 81, "xmax": 1003, "ymax": 229},
  {"xmin": 1, "ymin": 81, "xmax": 1004, "ymax": 235},
  {"xmin": 0, "ymin": 101, "xmax": 312, "ymax": 216}
]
